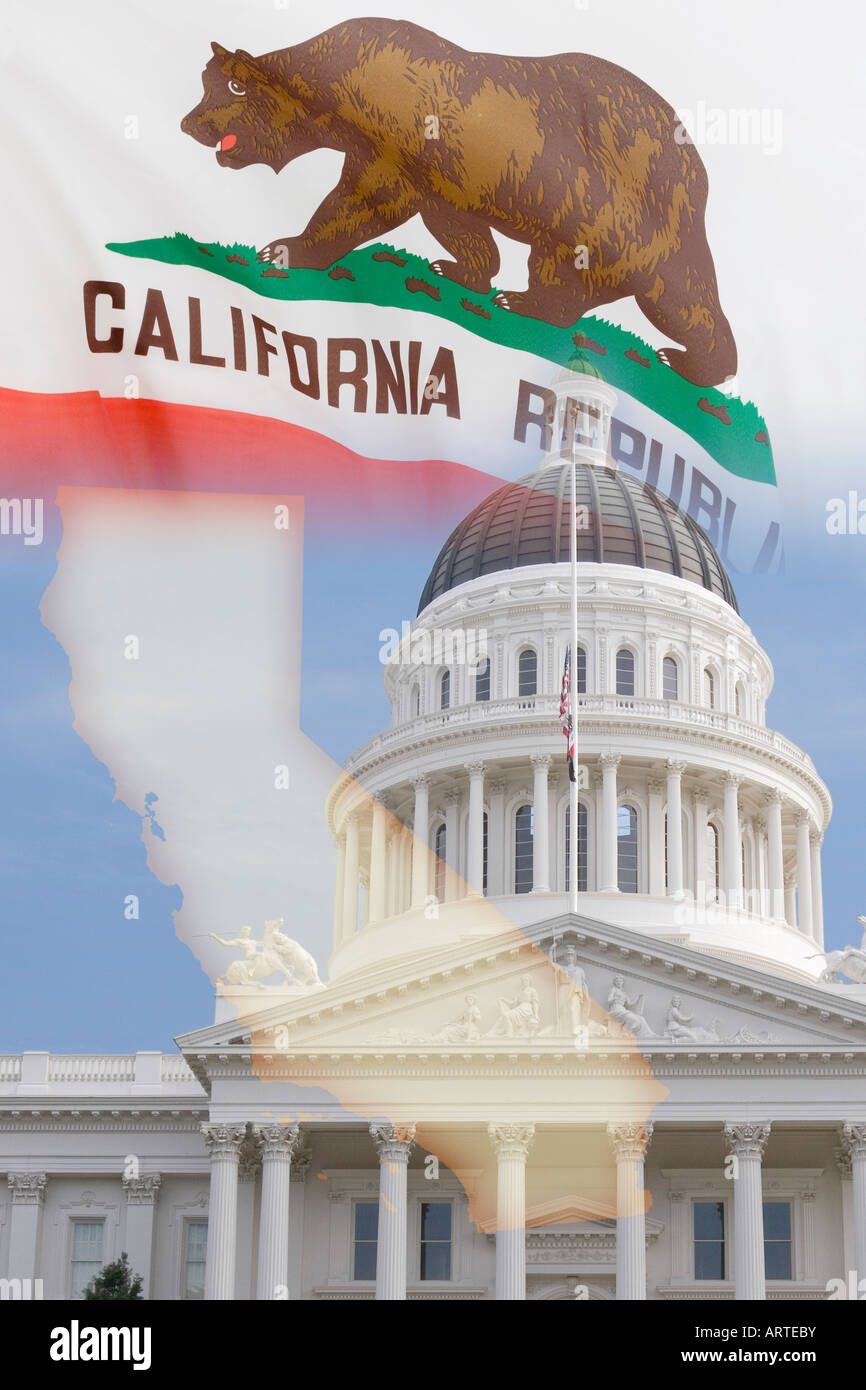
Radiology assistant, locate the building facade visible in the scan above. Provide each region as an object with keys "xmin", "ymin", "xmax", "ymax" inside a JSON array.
[{"xmin": 2, "ymin": 367, "xmax": 865, "ymax": 1301}]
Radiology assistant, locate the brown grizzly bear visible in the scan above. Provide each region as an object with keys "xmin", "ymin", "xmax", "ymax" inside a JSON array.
[{"xmin": 181, "ymin": 18, "xmax": 736, "ymax": 387}]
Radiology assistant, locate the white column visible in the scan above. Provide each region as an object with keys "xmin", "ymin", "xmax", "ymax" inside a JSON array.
[
  {"xmin": 444, "ymin": 790, "xmax": 460, "ymax": 902},
  {"xmin": 811, "ymin": 831, "xmax": 825, "ymax": 949},
  {"xmin": 6, "ymin": 1174, "xmax": 46, "ymax": 1285},
  {"xmin": 255, "ymin": 1123, "xmax": 300, "ymax": 1300},
  {"xmin": 607, "ymin": 1123, "xmax": 653, "ymax": 1300},
  {"xmin": 370, "ymin": 1122, "xmax": 416, "ymax": 1300},
  {"xmin": 693, "ymin": 788, "xmax": 709, "ymax": 900},
  {"xmin": 796, "ymin": 812, "xmax": 813, "ymax": 937},
  {"xmin": 488, "ymin": 1124, "xmax": 535, "ymax": 1300},
  {"xmin": 411, "ymin": 775, "xmax": 430, "ymax": 907},
  {"xmin": 665, "ymin": 760, "xmax": 686, "ymax": 896},
  {"xmin": 784, "ymin": 872, "xmax": 797, "ymax": 927},
  {"xmin": 202, "ymin": 1124, "xmax": 245, "ymax": 1301},
  {"xmin": 332, "ymin": 833, "xmax": 346, "ymax": 945},
  {"xmin": 342, "ymin": 813, "xmax": 360, "ymax": 938},
  {"xmin": 722, "ymin": 773, "xmax": 742, "ymax": 909},
  {"xmin": 600, "ymin": 753, "xmax": 621, "ymax": 892},
  {"xmin": 531, "ymin": 755, "xmax": 551, "ymax": 893},
  {"xmin": 487, "ymin": 779, "xmax": 506, "ymax": 895},
  {"xmin": 368, "ymin": 800, "xmax": 387, "ymax": 923},
  {"xmin": 765, "ymin": 790, "xmax": 785, "ymax": 921},
  {"xmin": 842, "ymin": 1123, "xmax": 866, "ymax": 1286},
  {"xmin": 723, "ymin": 1121, "xmax": 770, "ymax": 1300},
  {"xmin": 122, "ymin": 1175, "xmax": 161, "ymax": 1299},
  {"xmin": 465, "ymin": 761, "xmax": 485, "ymax": 895},
  {"xmin": 647, "ymin": 779, "xmax": 666, "ymax": 897}
]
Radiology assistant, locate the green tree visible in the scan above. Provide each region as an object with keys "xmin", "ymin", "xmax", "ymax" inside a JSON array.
[{"xmin": 83, "ymin": 1251, "xmax": 144, "ymax": 1301}]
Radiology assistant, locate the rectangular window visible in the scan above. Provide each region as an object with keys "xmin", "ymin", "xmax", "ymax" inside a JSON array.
[
  {"xmin": 70, "ymin": 1220, "xmax": 104, "ymax": 1300},
  {"xmin": 575, "ymin": 646, "xmax": 587, "ymax": 695},
  {"xmin": 763, "ymin": 1201, "xmax": 793, "ymax": 1280},
  {"xmin": 184, "ymin": 1220, "xmax": 208, "ymax": 1300},
  {"xmin": 420, "ymin": 1202, "xmax": 452, "ymax": 1280},
  {"xmin": 693, "ymin": 1201, "xmax": 725, "ymax": 1280},
  {"xmin": 353, "ymin": 1200, "xmax": 379, "ymax": 1280}
]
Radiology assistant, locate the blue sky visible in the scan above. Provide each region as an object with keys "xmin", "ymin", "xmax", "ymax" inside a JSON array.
[{"xmin": 1, "ymin": 479, "xmax": 863, "ymax": 1054}]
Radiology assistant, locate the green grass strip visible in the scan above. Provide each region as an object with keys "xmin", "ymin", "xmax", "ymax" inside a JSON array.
[{"xmin": 107, "ymin": 232, "xmax": 775, "ymax": 487}]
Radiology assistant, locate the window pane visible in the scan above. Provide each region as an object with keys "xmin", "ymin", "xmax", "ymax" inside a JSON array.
[
  {"xmin": 187, "ymin": 1221, "xmax": 207, "ymax": 1262},
  {"xmin": 694, "ymin": 1201, "xmax": 725, "ymax": 1240},
  {"xmin": 565, "ymin": 802, "xmax": 588, "ymax": 893},
  {"xmin": 617, "ymin": 804, "xmax": 638, "ymax": 893},
  {"xmin": 765, "ymin": 1242, "xmax": 792, "ymax": 1280},
  {"xmin": 616, "ymin": 648, "xmax": 635, "ymax": 696},
  {"xmin": 184, "ymin": 1221, "xmax": 207, "ymax": 1300},
  {"xmin": 71, "ymin": 1222, "xmax": 104, "ymax": 1300},
  {"xmin": 353, "ymin": 1242, "xmax": 378, "ymax": 1281},
  {"xmin": 475, "ymin": 657, "xmax": 490, "ymax": 702},
  {"xmin": 518, "ymin": 649, "xmax": 537, "ymax": 697},
  {"xmin": 354, "ymin": 1201, "xmax": 379, "ymax": 1242},
  {"xmin": 421, "ymin": 1203, "xmax": 452, "ymax": 1241},
  {"xmin": 440, "ymin": 671, "xmax": 450, "ymax": 710},
  {"xmin": 763, "ymin": 1201, "xmax": 791, "ymax": 1240},
  {"xmin": 575, "ymin": 646, "xmax": 587, "ymax": 694},
  {"xmin": 703, "ymin": 668, "xmax": 715, "ymax": 707},
  {"xmin": 695, "ymin": 1241, "xmax": 725, "ymax": 1280},
  {"xmin": 420, "ymin": 1241, "xmax": 452, "ymax": 1281},
  {"xmin": 515, "ymin": 804, "xmax": 534, "ymax": 893},
  {"xmin": 663, "ymin": 656, "xmax": 678, "ymax": 701}
]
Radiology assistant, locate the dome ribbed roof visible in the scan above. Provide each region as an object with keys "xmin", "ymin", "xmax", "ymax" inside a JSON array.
[{"xmin": 418, "ymin": 461, "xmax": 738, "ymax": 614}]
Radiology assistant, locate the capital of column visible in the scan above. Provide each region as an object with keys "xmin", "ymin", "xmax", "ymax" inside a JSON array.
[
  {"xmin": 370, "ymin": 1121, "xmax": 417, "ymax": 1161},
  {"xmin": 444, "ymin": 788, "xmax": 461, "ymax": 805},
  {"xmin": 530, "ymin": 754, "xmax": 552, "ymax": 770},
  {"xmin": 842, "ymin": 1122, "xmax": 866, "ymax": 1160},
  {"xmin": 464, "ymin": 760, "xmax": 486, "ymax": 777},
  {"xmin": 723, "ymin": 1121, "xmax": 771, "ymax": 1159},
  {"xmin": 7, "ymin": 1173, "xmax": 46, "ymax": 1205},
  {"xmin": 599, "ymin": 753, "xmax": 621, "ymax": 771},
  {"xmin": 764, "ymin": 788, "xmax": 783, "ymax": 806},
  {"xmin": 606, "ymin": 1122, "xmax": 653, "ymax": 1162},
  {"xmin": 254, "ymin": 1123, "xmax": 302, "ymax": 1162},
  {"xmin": 410, "ymin": 774, "xmax": 429, "ymax": 790},
  {"xmin": 122, "ymin": 1174, "xmax": 162, "ymax": 1206},
  {"xmin": 290, "ymin": 1149, "xmax": 313, "ymax": 1184},
  {"xmin": 796, "ymin": 810, "xmax": 813, "ymax": 830},
  {"xmin": 488, "ymin": 1123, "xmax": 535, "ymax": 1162},
  {"xmin": 201, "ymin": 1123, "xmax": 246, "ymax": 1160},
  {"xmin": 647, "ymin": 778, "xmax": 665, "ymax": 797},
  {"xmin": 665, "ymin": 759, "xmax": 687, "ymax": 776},
  {"xmin": 723, "ymin": 772, "xmax": 743, "ymax": 789},
  {"xmin": 810, "ymin": 829, "xmax": 824, "ymax": 848}
]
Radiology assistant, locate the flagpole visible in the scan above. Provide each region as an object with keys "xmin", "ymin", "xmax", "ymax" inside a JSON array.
[{"xmin": 569, "ymin": 407, "xmax": 579, "ymax": 916}]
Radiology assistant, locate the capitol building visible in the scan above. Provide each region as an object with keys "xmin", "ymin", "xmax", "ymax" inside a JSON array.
[{"xmin": 2, "ymin": 363, "xmax": 865, "ymax": 1302}]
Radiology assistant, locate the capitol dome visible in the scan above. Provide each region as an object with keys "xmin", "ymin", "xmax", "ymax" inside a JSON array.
[
  {"xmin": 418, "ymin": 461, "xmax": 738, "ymax": 615},
  {"xmin": 327, "ymin": 365, "xmax": 831, "ymax": 989}
]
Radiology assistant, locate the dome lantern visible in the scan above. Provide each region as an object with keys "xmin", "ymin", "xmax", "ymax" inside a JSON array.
[{"xmin": 544, "ymin": 354, "xmax": 618, "ymax": 473}]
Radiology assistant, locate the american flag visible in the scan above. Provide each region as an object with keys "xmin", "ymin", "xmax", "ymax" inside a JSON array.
[{"xmin": 560, "ymin": 647, "xmax": 575, "ymax": 782}]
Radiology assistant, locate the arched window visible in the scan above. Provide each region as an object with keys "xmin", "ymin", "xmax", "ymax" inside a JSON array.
[
  {"xmin": 703, "ymin": 667, "xmax": 716, "ymax": 709},
  {"xmin": 565, "ymin": 801, "xmax": 588, "ymax": 892},
  {"xmin": 518, "ymin": 648, "xmax": 537, "ymax": 697},
  {"xmin": 663, "ymin": 656, "xmax": 678, "ymax": 702},
  {"xmin": 706, "ymin": 822, "xmax": 720, "ymax": 896},
  {"xmin": 411, "ymin": 683, "xmax": 420, "ymax": 717},
  {"xmin": 475, "ymin": 657, "xmax": 491, "ymax": 703},
  {"xmin": 482, "ymin": 811, "xmax": 489, "ymax": 895},
  {"xmin": 514, "ymin": 804, "xmax": 534, "ymax": 893},
  {"xmin": 735, "ymin": 682, "xmax": 745, "ymax": 718},
  {"xmin": 615, "ymin": 648, "xmax": 635, "ymax": 697},
  {"xmin": 440, "ymin": 670, "xmax": 450, "ymax": 710},
  {"xmin": 576, "ymin": 646, "xmax": 587, "ymax": 695},
  {"xmin": 617, "ymin": 804, "xmax": 638, "ymax": 893},
  {"xmin": 434, "ymin": 823, "xmax": 447, "ymax": 903}
]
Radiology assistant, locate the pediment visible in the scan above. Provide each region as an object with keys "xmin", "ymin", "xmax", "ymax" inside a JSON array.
[{"xmin": 177, "ymin": 911, "xmax": 866, "ymax": 1061}]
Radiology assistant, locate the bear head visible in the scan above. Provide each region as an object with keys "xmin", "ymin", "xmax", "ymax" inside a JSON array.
[{"xmin": 181, "ymin": 42, "xmax": 316, "ymax": 173}]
